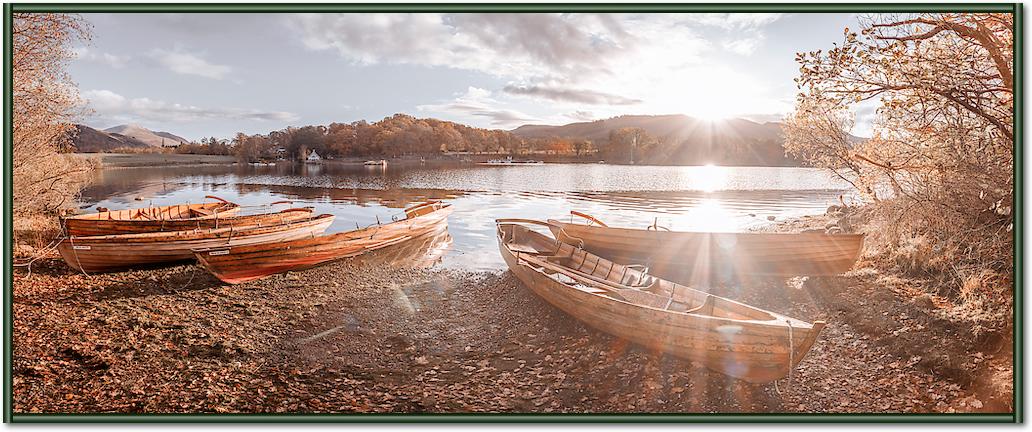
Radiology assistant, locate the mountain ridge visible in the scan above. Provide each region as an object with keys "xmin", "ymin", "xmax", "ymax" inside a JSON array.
[
  {"xmin": 103, "ymin": 124, "xmax": 190, "ymax": 147},
  {"xmin": 511, "ymin": 114, "xmax": 797, "ymax": 166}
]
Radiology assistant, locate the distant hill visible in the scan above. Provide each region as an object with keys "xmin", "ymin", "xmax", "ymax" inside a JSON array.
[
  {"xmin": 69, "ymin": 125, "xmax": 151, "ymax": 153},
  {"xmin": 103, "ymin": 124, "xmax": 190, "ymax": 147},
  {"xmin": 512, "ymin": 114, "xmax": 804, "ymax": 166}
]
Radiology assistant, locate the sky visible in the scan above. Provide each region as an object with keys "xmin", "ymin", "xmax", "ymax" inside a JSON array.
[{"xmin": 68, "ymin": 12, "xmax": 870, "ymax": 141}]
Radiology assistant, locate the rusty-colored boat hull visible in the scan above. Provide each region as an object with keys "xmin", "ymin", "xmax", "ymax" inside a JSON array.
[
  {"xmin": 58, "ymin": 214, "xmax": 334, "ymax": 273},
  {"xmin": 548, "ymin": 215, "xmax": 864, "ymax": 280},
  {"xmin": 497, "ymin": 219, "xmax": 825, "ymax": 384},
  {"xmin": 63, "ymin": 207, "xmax": 313, "ymax": 237},
  {"xmin": 63, "ymin": 196, "xmax": 241, "ymax": 236},
  {"xmin": 195, "ymin": 202, "xmax": 452, "ymax": 284}
]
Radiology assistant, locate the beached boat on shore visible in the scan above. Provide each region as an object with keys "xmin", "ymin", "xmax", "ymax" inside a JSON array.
[
  {"xmin": 62, "ymin": 196, "xmax": 241, "ymax": 236},
  {"xmin": 547, "ymin": 211, "xmax": 865, "ymax": 280},
  {"xmin": 194, "ymin": 201, "xmax": 452, "ymax": 284},
  {"xmin": 58, "ymin": 214, "xmax": 334, "ymax": 273},
  {"xmin": 496, "ymin": 219, "xmax": 825, "ymax": 384},
  {"xmin": 63, "ymin": 206, "xmax": 314, "ymax": 237}
]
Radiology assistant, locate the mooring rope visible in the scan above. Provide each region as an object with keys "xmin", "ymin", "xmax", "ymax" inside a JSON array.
[
  {"xmin": 788, "ymin": 319, "xmax": 796, "ymax": 393},
  {"xmin": 774, "ymin": 319, "xmax": 796, "ymax": 397},
  {"xmin": 68, "ymin": 235, "xmax": 91, "ymax": 277},
  {"xmin": 13, "ymin": 234, "xmax": 65, "ymax": 269}
]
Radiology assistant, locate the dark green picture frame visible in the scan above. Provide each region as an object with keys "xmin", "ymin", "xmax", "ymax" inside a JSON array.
[{"xmin": 2, "ymin": 2, "xmax": 1022, "ymax": 423}]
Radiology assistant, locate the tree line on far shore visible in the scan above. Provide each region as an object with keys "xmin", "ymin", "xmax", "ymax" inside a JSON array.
[{"xmin": 160, "ymin": 114, "xmax": 795, "ymax": 166}]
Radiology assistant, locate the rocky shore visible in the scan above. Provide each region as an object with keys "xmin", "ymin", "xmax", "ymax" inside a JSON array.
[{"xmin": 11, "ymin": 210, "xmax": 1013, "ymax": 414}]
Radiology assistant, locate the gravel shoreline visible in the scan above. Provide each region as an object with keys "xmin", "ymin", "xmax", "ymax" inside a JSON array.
[{"xmin": 12, "ymin": 215, "xmax": 1013, "ymax": 414}]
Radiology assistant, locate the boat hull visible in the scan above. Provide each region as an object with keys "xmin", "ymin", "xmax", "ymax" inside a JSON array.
[
  {"xmin": 63, "ymin": 201, "xmax": 241, "ymax": 236},
  {"xmin": 58, "ymin": 215, "xmax": 334, "ymax": 273},
  {"xmin": 498, "ymin": 221, "xmax": 824, "ymax": 384},
  {"xmin": 62, "ymin": 208, "xmax": 311, "ymax": 237},
  {"xmin": 195, "ymin": 203, "xmax": 452, "ymax": 284},
  {"xmin": 548, "ymin": 220, "xmax": 864, "ymax": 280}
]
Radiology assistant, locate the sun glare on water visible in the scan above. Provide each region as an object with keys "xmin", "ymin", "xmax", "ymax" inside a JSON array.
[
  {"xmin": 670, "ymin": 198, "xmax": 738, "ymax": 232},
  {"xmin": 691, "ymin": 163, "xmax": 727, "ymax": 193}
]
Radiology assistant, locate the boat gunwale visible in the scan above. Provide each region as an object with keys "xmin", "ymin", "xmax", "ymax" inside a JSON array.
[
  {"xmin": 548, "ymin": 218, "xmax": 865, "ymax": 240},
  {"xmin": 64, "ymin": 214, "xmax": 335, "ymax": 243},
  {"xmin": 496, "ymin": 220, "xmax": 819, "ymax": 331},
  {"xmin": 62, "ymin": 200, "xmax": 240, "ymax": 222},
  {"xmin": 192, "ymin": 203, "xmax": 452, "ymax": 255}
]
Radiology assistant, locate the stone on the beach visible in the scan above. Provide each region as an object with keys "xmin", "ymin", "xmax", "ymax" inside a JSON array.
[{"xmin": 913, "ymin": 293, "xmax": 936, "ymax": 309}]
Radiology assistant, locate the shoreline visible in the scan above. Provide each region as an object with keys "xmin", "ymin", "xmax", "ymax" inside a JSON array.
[
  {"xmin": 11, "ymin": 209, "xmax": 1012, "ymax": 414},
  {"xmin": 72, "ymin": 153, "xmax": 238, "ymax": 169},
  {"xmin": 74, "ymin": 152, "xmax": 812, "ymax": 170}
]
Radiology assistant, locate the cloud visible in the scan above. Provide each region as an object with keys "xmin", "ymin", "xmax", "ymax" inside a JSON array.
[
  {"xmin": 680, "ymin": 13, "xmax": 783, "ymax": 30},
  {"xmin": 83, "ymin": 89, "xmax": 299, "ymax": 124},
  {"xmin": 417, "ymin": 87, "xmax": 538, "ymax": 127},
  {"xmin": 723, "ymin": 36, "xmax": 764, "ymax": 55},
  {"xmin": 287, "ymin": 13, "xmax": 634, "ymax": 80},
  {"xmin": 289, "ymin": 13, "xmax": 787, "ymax": 125},
  {"xmin": 503, "ymin": 85, "xmax": 641, "ymax": 105},
  {"xmin": 565, "ymin": 111, "xmax": 597, "ymax": 122},
  {"xmin": 72, "ymin": 46, "xmax": 130, "ymax": 68},
  {"xmin": 148, "ymin": 48, "xmax": 231, "ymax": 80}
]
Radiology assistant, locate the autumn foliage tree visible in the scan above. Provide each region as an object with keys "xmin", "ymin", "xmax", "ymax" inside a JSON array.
[
  {"xmin": 786, "ymin": 13, "xmax": 1014, "ymax": 317},
  {"xmin": 12, "ymin": 13, "xmax": 96, "ymax": 241},
  {"xmin": 606, "ymin": 127, "xmax": 657, "ymax": 163}
]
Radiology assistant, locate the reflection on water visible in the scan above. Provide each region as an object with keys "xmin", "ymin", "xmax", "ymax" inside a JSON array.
[{"xmin": 80, "ymin": 163, "xmax": 856, "ymax": 271}]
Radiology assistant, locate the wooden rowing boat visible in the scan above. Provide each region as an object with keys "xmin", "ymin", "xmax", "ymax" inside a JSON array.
[
  {"xmin": 62, "ymin": 195, "xmax": 241, "ymax": 236},
  {"xmin": 497, "ymin": 219, "xmax": 825, "ymax": 384},
  {"xmin": 194, "ymin": 201, "xmax": 453, "ymax": 284},
  {"xmin": 58, "ymin": 214, "xmax": 335, "ymax": 273},
  {"xmin": 63, "ymin": 207, "xmax": 314, "ymax": 237},
  {"xmin": 350, "ymin": 224, "xmax": 453, "ymax": 270},
  {"xmin": 547, "ymin": 211, "xmax": 864, "ymax": 282}
]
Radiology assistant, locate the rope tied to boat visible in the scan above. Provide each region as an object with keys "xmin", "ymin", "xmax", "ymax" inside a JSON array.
[
  {"xmin": 13, "ymin": 233, "xmax": 68, "ymax": 277},
  {"xmin": 68, "ymin": 235, "xmax": 91, "ymax": 277},
  {"xmin": 785, "ymin": 319, "xmax": 795, "ymax": 395},
  {"xmin": 773, "ymin": 319, "xmax": 796, "ymax": 397}
]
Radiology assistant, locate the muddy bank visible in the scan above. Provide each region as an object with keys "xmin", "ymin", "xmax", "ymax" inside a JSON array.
[{"xmin": 11, "ymin": 238, "xmax": 1012, "ymax": 414}]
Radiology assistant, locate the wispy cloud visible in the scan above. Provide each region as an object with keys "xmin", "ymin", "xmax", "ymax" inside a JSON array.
[
  {"xmin": 148, "ymin": 48, "xmax": 231, "ymax": 80},
  {"xmin": 564, "ymin": 110, "xmax": 597, "ymax": 122},
  {"xmin": 503, "ymin": 85, "xmax": 641, "ymax": 105},
  {"xmin": 417, "ymin": 87, "xmax": 538, "ymax": 127},
  {"xmin": 723, "ymin": 36, "xmax": 764, "ymax": 55},
  {"xmin": 72, "ymin": 46, "xmax": 130, "ymax": 68},
  {"xmin": 289, "ymin": 13, "xmax": 788, "ymax": 125},
  {"xmin": 287, "ymin": 13, "xmax": 634, "ymax": 81},
  {"xmin": 83, "ymin": 89, "xmax": 299, "ymax": 123},
  {"xmin": 679, "ymin": 13, "xmax": 783, "ymax": 30}
]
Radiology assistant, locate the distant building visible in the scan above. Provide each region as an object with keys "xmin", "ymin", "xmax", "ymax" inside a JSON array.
[{"xmin": 306, "ymin": 150, "xmax": 322, "ymax": 162}]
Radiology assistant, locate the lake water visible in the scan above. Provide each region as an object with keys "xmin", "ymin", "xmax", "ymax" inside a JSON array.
[{"xmin": 80, "ymin": 162, "xmax": 857, "ymax": 271}]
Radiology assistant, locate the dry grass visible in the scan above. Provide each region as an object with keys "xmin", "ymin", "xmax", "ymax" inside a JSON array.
[
  {"xmin": 13, "ymin": 214, "xmax": 63, "ymax": 258},
  {"xmin": 860, "ymin": 199, "xmax": 1013, "ymax": 332}
]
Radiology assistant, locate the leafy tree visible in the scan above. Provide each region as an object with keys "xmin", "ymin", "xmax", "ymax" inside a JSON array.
[
  {"xmin": 12, "ymin": 13, "xmax": 95, "ymax": 222},
  {"xmin": 788, "ymin": 13, "xmax": 1014, "ymax": 310}
]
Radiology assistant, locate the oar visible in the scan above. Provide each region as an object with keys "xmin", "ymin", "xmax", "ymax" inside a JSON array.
[
  {"xmin": 205, "ymin": 195, "xmax": 234, "ymax": 204},
  {"xmin": 570, "ymin": 210, "xmax": 609, "ymax": 227}
]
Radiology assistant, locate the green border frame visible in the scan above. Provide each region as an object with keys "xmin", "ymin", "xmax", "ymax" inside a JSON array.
[{"xmin": 2, "ymin": 2, "xmax": 1022, "ymax": 423}]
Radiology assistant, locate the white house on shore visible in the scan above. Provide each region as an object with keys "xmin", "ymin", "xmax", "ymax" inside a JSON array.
[{"xmin": 305, "ymin": 150, "xmax": 322, "ymax": 163}]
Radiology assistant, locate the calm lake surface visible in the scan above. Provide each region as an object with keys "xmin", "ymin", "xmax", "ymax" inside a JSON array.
[{"xmin": 80, "ymin": 163, "xmax": 857, "ymax": 271}]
